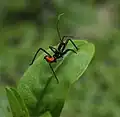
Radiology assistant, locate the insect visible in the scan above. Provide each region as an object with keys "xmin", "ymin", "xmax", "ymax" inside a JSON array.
[{"xmin": 29, "ymin": 13, "xmax": 78, "ymax": 83}]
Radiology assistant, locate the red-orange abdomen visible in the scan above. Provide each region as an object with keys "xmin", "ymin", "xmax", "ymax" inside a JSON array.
[{"xmin": 45, "ymin": 56, "xmax": 56, "ymax": 63}]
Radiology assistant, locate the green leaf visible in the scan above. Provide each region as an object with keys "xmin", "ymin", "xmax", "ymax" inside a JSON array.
[
  {"xmin": 5, "ymin": 87, "xmax": 30, "ymax": 117},
  {"xmin": 17, "ymin": 40, "xmax": 95, "ymax": 117},
  {"xmin": 0, "ymin": 87, "xmax": 13, "ymax": 117},
  {"xmin": 0, "ymin": 108, "xmax": 6, "ymax": 117},
  {"xmin": 40, "ymin": 111, "xmax": 52, "ymax": 117},
  {"xmin": 0, "ymin": 99, "xmax": 13, "ymax": 117}
]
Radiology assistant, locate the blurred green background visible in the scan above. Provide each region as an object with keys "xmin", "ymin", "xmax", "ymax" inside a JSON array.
[{"xmin": 0, "ymin": 0, "xmax": 120, "ymax": 117}]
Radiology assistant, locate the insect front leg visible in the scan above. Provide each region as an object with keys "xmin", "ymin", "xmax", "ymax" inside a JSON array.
[
  {"xmin": 61, "ymin": 36, "xmax": 74, "ymax": 41},
  {"xmin": 29, "ymin": 48, "xmax": 51, "ymax": 65},
  {"xmin": 49, "ymin": 46, "xmax": 57, "ymax": 53}
]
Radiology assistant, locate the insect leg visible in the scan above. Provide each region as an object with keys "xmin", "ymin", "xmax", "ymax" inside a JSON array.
[
  {"xmin": 57, "ymin": 42, "xmax": 65, "ymax": 51},
  {"xmin": 49, "ymin": 63, "xmax": 59, "ymax": 83},
  {"xmin": 61, "ymin": 36, "xmax": 74, "ymax": 41},
  {"xmin": 49, "ymin": 46, "xmax": 57, "ymax": 53},
  {"xmin": 63, "ymin": 38, "xmax": 78, "ymax": 51},
  {"xmin": 30, "ymin": 48, "xmax": 51, "ymax": 65}
]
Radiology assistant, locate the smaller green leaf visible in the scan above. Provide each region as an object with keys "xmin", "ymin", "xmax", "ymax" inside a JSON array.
[
  {"xmin": 40, "ymin": 111, "xmax": 52, "ymax": 117},
  {"xmin": 0, "ymin": 108, "xmax": 6, "ymax": 117},
  {"xmin": 0, "ymin": 86, "xmax": 13, "ymax": 117},
  {"xmin": 0, "ymin": 100, "xmax": 13, "ymax": 117},
  {"xmin": 5, "ymin": 87, "xmax": 30, "ymax": 117},
  {"xmin": 10, "ymin": 88, "xmax": 30, "ymax": 117}
]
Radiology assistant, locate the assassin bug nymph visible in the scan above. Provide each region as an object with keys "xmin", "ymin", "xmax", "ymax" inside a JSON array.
[{"xmin": 29, "ymin": 13, "xmax": 78, "ymax": 83}]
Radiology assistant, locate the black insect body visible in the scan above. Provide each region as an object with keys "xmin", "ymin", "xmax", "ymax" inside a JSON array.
[{"xmin": 30, "ymin": 13, "xmax": 78, "ymax": 83}]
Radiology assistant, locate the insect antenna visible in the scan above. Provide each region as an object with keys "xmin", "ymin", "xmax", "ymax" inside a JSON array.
[{"xmin": 57, "ymin": 13, "xmax": 64, "ymax": 42}]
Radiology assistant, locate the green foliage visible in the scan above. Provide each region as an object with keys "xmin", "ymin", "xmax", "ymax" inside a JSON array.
[
  {"xmin": 5, "ymin": 40, "xmax": 95, "ymax": 117},
  {"xmin": 1, "ymin": 0, "xmax": 120, "ymax": 117},
  {"xmin": 40, "ymin": 112, "xmax": 52, "ymax": 117},
  {"xmin": 5, "ymin": 87, "xmax": 29, "ymax": 117},
  {"xmin": 0, "ymin": 87, "xmax": 12, "ymax": 117}
]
